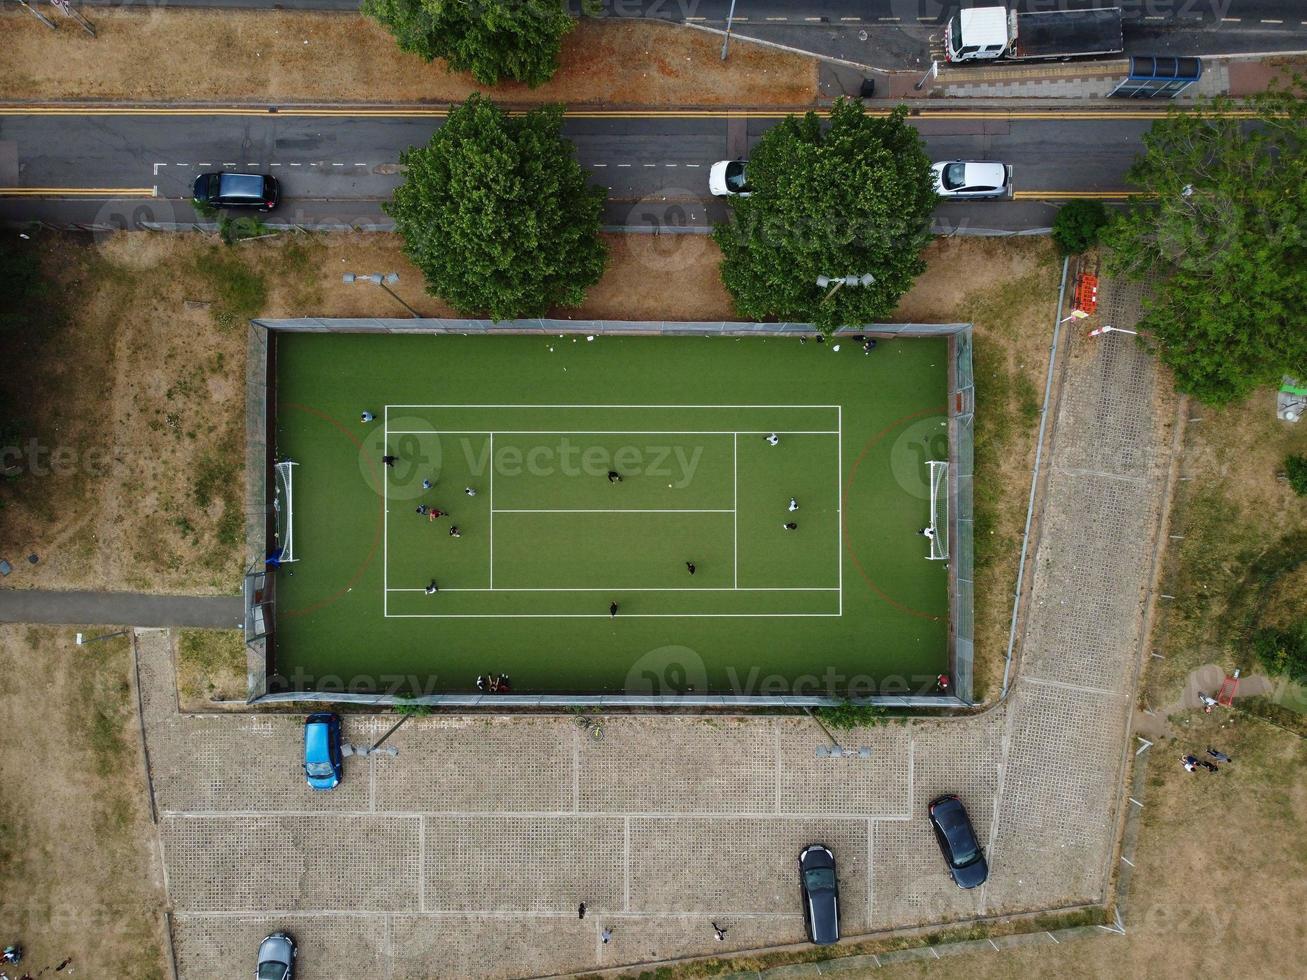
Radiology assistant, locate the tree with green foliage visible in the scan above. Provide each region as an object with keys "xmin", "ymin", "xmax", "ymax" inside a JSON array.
[
  {"xmin": 1051, "ymin": 200, "xmax": 1109, "ymax": 256},
  {"xmin": 386, "ymin": 94, "xmax": 607, "ymax": 320},
  {"xmin": 712, "ymin": 99, "xmax": 935, "ymax": 333},
  {"xmin": 1103, "ymin": 84, "xmax": 1307, "ymax": 405},
  {"xmin": 1254, "ymin": 620, "xmax": 1307, "ymax": 684},
  {"xmin": 362, "ymin": 0, "xmax": 574, "ymax": 87},
  {"xmin": 1285, "ymin": 454, "xmax": 1307, "ymax": 497}
]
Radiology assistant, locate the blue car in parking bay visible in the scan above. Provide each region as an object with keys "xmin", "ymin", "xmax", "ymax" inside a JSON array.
[{"xmin": 303, "ymin": 712, "xmax": 342, "ymax": 790}]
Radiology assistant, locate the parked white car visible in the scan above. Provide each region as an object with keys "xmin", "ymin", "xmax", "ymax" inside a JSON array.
[
  {"xmin": 709, "ymin": 160, "xmax": 752, "ymax": 197},
  {"xmin": 932, "ymin": 160, "xmax": 1013, "ymax": 200}
]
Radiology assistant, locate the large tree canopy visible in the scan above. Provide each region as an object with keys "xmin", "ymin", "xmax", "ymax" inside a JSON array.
[
  {"xmin": 362, "ymin": 0, "xmax": 574, "ymax": 87},
  {"xmin": 386, "ymin": 94, "xmax": 607, "ymax": 319},
  {"xmin": 712, "ymin": 99, "xmax": 936, "ymax": 332},
  {"xmin": 1104, "ymin": 85, "xmax": 1307, "ymax": 405}
]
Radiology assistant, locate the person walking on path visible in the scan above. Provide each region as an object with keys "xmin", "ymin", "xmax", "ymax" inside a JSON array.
[
  {"xmin": 609, "ymin": 601, "xmax": 619, "ymax": 618},
  {"xmin": 608, "ymin": 470, "xmax": 622, "ymax": 483},
  {"xmin": 686, "ymin": 561, "xmax": 696, "ymax": 575},
  {"xmin": 765, "ymin": 433, "xmax": 779, "ymax": 446},
  {"xmin": 360, "ymin": 411, "xmax": 375, "ymax": 423},
  {"xmin": 1207, "ymin": 747, "xmax": 1231, "ymax": 763},
  {"xmin": 788, "ymin": 497, "xmax": 798, "ymax": 512},
  {"xmin": 601, "ymin": 927, "xmax": 613, "ymax": 944},
  {"xmin": 578, "ymin": 902, "xmax": 587, "ymax": 919},
  {"xmin": 712, "ymin": 922, "xmax": 727, "ymax": 941},
  {"xmin": 783, "ymin": 522, "xmax": 797, "ymax": 531},
  {"xmin": 382, "ymin": 454, "xmax": 397, "ymax": 468}
]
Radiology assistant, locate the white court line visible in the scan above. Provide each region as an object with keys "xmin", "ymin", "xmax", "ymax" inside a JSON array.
[
  {"xmin": 493, "ymin": 508, "xmax": 733, "ymax": 514},
  {"xmin": 838, "ymin": 404, "xmax": 843, "ymax": 617},
  {"xmin": 383, "ymin": 407, "xmax": 389, "ymax": 617},
  {"xmin": 389, "ymin": 587, "xmax": 838, "ymax": 592},
  {"xmin": 733, "ymin": 432, "xmax": 739, "ymax": 590},
  {"xmin": 387, "ymin": 403, "xmax": 842, "ymax": 409},
  {"xmin": 488, "ymin": 432, "xmax": 494, "ymax": 590},
  {"xmin": 387, "ymin": 430, "xmax": 839, "ymax": 435},
  {"xmin": 384, "ymin": 613, "xmax": 841, "ymax": 619}
]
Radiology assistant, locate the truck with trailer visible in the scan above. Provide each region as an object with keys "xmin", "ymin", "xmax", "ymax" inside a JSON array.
[{"xmin": 944, "ymin": 5, "xmax": 1124, "ymax": 64}]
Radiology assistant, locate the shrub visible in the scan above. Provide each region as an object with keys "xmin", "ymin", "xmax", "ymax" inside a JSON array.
[
  {"xmin": 817, "ymin": 701, "xmax": 886, "ymax": 730},
  {"xmin": 1253, "ymin": 620, "xmax": 1307, "ymax": 683},
  {"xmin": 1285, "ymin": 454, "xmax": 1307, "ymax": 497},
  {"xmin": 1051, "ymin": 200, "xmax": 1109, "ymax": 255}
]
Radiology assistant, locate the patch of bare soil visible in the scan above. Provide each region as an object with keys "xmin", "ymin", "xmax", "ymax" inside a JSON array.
[
  {"xmin": 0, "ymin": 626, "xmax": 167, "ymax": 979},
  {"xmin": 1, "ymin": 12, "xmax": 818, "ymax": 107}
]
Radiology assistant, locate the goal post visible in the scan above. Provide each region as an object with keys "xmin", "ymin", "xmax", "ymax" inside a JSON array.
[
  {"xmin": 274, "ymin": 460, "xmax": 299, "ymax": 563},
  {"xmin": 926, "ymin": 460, "xmax": 949, "ymax": 561}
]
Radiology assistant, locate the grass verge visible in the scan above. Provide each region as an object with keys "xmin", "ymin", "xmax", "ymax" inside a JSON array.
[
  {"xmin": 0, "ymin": 626, "xmax": 167, "ymax": 978},
  {"xmin": 177, "ymin": 629, "xmax": 248, "ymax": 707}
]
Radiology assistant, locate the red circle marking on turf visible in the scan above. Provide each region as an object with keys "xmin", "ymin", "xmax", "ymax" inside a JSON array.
[
  {"xmin": 841, "ymin": 405, "xmax": 947, "ymax": 623},
  {"xmin": 280, "ymin": 402, "xmax": 385, "ymax": 619}
]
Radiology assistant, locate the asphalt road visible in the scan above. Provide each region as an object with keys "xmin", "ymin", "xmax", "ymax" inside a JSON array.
[
  {"xmin": 47, "ymin": 0, "xmax": 1307, "ymax": 61},
  {"xmin": 0, "ymin": 107, "xmax": 1153, "ymax": 233}
]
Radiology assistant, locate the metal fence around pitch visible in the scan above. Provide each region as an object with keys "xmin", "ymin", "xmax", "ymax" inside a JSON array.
[
  {"xmin": 950, "ymin": 328, "xmax": 976, "ymax": 703},
  {"xmin": 248, "ymin": 317, "xmax": 974, "ymax": 707}
]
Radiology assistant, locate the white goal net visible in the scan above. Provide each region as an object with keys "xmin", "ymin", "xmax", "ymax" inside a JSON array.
[
  {"xmin": 274, "ymin": 460, "xmax": 299, "ymax": 563},
  {"xmin": 926, "ymin": 460, "xmax": 949, "ymax": 561}
]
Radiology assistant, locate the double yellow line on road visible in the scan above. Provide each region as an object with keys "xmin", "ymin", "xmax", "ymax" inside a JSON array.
[{"xmin": 0, "ymin": 187, "xmax": 156, "ymax": 197}]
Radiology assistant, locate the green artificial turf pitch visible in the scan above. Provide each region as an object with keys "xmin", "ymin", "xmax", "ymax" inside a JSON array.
[{"xmin": 272, "ymin": 332, "xmax": 950, "ymax": 696}]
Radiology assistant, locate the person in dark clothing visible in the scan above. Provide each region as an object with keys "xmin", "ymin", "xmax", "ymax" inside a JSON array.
[
  {"xmin": 425, "ymin": 580, "xmax": 438, "ymax": 595},
  {"xmin": 783, "ymin": 522, "xmax": 797, "ymax": 531},
  {"xmin": 449, "ymin": 526, "xmax": 462, "ymax": 538},
  {"xmin": 416, "ymin": 504, "xmax": 429, "ymax": 516},
  {"xmin": 608, "ymin": 470, "xmax": 622, "ymax": 483},
  {"xmin": 609, "ymin": 601, "xmax": 619, "ymax": 618},
  {"xmin": 1207, "ymin": 747, "xmax": 1231, "ymax": 763},
  {"xmin": 686, "ymin": 561, "xmax": 696, "ymax": 575},
  {"xmin": 382, "ymin": 455, "xmax": 397, "ymax": 467},
  {"xmin": 578, "ymin": 902, "xmax": 587, "ymax": 919}
]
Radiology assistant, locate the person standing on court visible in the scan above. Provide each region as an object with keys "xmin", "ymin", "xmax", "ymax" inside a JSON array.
[
  {"xmin": 360, "ymin": 411, "xmax": 375, "ymax": 423},
  {"xmin": 783, "ymin": 522, "xmax": 797, "ymax": 531},
  {"xmin": 382, "ymin": 454, "xmax": 397, "ymax": 468},
  {"xmin": 608, "ymin": 470, "xmax": 622, "ymax": 483},
  {"xmin": 609, "ymin": 601, "xmax": 619, "ymax": 618},
  {"xmin": 788, "ymin": 497, "xmax": 798, "ymax": 512},
  {"xmin": 686, "ymin": 561, "xmax": 696, "ymax": 575},
  {"xmin": 765, "ymin": 433, "xmax": 779, "ymax": 446}
]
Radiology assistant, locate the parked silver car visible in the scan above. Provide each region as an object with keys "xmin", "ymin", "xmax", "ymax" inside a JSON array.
[{"xmin": 257, "ymin": 931, "xmax": 296, "ymax": 980}]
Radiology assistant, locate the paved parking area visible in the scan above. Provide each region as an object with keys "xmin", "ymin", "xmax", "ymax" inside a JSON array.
[{"xmin": 145, "ymin": 282, "xmax": 1172, "ymax": 977}]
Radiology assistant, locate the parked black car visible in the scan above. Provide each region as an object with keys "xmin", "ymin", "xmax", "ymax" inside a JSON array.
[
  {"xmin": 927, "ymin": 794, "xmax": 989, "ymax": 888},
  {"xmin": 193, "ymin": 171, "xmax": 279, "ymax": 212},
  {"xmin": 798, "ymin": 843, "xmax": 839, "ymax": 945}
]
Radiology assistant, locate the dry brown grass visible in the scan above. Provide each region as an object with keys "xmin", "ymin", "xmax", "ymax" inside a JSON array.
[
  {"xmin": 899, "ymin": 236, "xmax": 1062, "ymax": 701},
  {"xmin": 1, "ymin": 11, "xmax": 817, "ymax": 107},
  {"xmin": 0, "ymin": 625, "xmax": 167, "ymax": 979},
  {"xmin": 176, "ymin": 628, "xmax": 248, "ymax": 708}
]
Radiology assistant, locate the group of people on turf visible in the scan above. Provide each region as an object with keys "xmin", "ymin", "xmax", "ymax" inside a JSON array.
[{"xmin": 376, "ymin": 428, "xmax": 814, "ymax": 611}]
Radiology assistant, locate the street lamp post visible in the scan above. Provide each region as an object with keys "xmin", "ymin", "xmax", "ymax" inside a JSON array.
[
  {"xmin": 721, "ymin": 0, "xmax": 739, "ymax": 61},
  {"xmin": 75, "ymin": 629, "xmax": 132, "ymax": 646},
  {"xmin": 343, "ymin": 272, "xmax": 420, "ymax": 317},
  {"xmin": 816, "ymin": 272, "xmax": 875, "ymax": 304}
]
